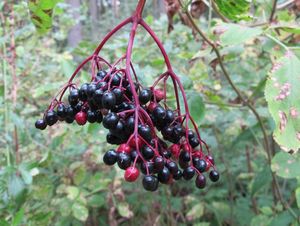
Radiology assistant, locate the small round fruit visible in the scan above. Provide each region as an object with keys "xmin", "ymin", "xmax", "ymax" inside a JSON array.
[
  {"xmin": 195, "ymin": 174, "xmax": 206, "ymax": 189},
  {"xmin": 103, "ymin": 112, "xmax": 119, "ymax": 129},
  {"xmin": 57, "ymin": 104, "xmax": 66, "ymax": 118},
  {"xmin": 194, "ymin": 158, "xmax": 207, "ymax": 173},
  {"xmin": 79, "ymin": 83, "xmax": 88, "ymax": 101},
  {"xmin": 69, "ymin": 89, "xmax": 79, "ymax": 103},
  {"xmin": 139, "ymin": 89, "xmax": 152, "ymax": 105},
  {"xmin": 141, "ymin": 146, "xmax": 154, "ymax": 160},
  {"xmin": 124, "ymin": 167, "xmax": 140, "ymax": 182},
  {"xmin": 153, "ymin": 106, "xmax": 166, "ymax": 120},
  {"xmin": 158, "ymin": 167, "xmax": 171, "ymax": 183},
  {"xmin": 173, "ymin": 170, "xmax": 182, "ymax": 180},
  {"xmin": 179, "ymin": 151, "xmax": 191, "ymax": 162},
  {"xmin": 182, "ymin": 167, "xmax": 195, "ymax": 180},
  {"xmin": 103, "ymin": 149, "xmax": 118, "ymax": 165},
  {"xmin": 35, "ymin": 119, "xmax": 47, "ymax": 130},
  {"xmin": 75, "ymin": 111, "xmax": 87, "ymax": 125},
  {"xmin": 209, "ymin": 170, "xmax": 220, "ymax": 182},
  {"xmin": 87, "ymin": 83, "xmax": 97, "ymax": 98},
  {"xmin": 142, "ymin": 175, "xmax": 159, "ymax": 192},
  {"xmin": 138, "ymin": 125, "xmax": 152, "ymax": 142},
  {"xmin": 166, "ymin": 161, "xmax": 178, "ymax": 175},
  {"xmin": 45, "ymin": 110, "xmax": 58, "ymax": 126},
  {"xmin": 140, "ymin": 161, "xmax": 155, "ymax": 174},
  {"xmin": 102, "ymin": 91, "xmax": 116, "ymax": 109},
  {"xmin": 87, "ymin": 110, "xmax": 97, "ymax": 123},
  {"xmin": 117, "ymin": 152, "xmax": 131, "ymax": 170},
  {"xmin": 154, "ymin": 156, "xmax": 165, "ymax": 171},
  {"xmin": 190, "ymin": 137, "xmax": 200, "ymax": 148}
]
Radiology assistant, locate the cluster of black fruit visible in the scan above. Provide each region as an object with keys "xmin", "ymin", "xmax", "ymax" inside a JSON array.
[{"xmin": 36, "ymin": 69, "xmax": 220, "ymax": 192}]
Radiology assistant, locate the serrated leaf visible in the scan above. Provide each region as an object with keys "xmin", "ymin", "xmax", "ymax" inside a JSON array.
[
  {"xmin": 265, "ymin": 52, "xmax": 300, "ymax": 152},
  {"xmin": 214, "ymin": 0, "xmax": 252, "ymax": 21},
  {"xmin": 71, "ymin": 202, "xmax": 88, "ymax": 222},
  {"xmin": 117, "ymin": 202, "xmax": 133, "ymax": 218},
  {"xmin": 186, "ymin": 203, "xmax": 204, "ymax": 220},
  {"xmin": 271, "ymin": 152, "xmax": 300, "ymax": 178},
  {"xmin": 217, "ymin": 23, "xmax": 262, "ymax": 46},
  {"xmin": 28, "ymin": 0, "xmax": 58, "ymax": 34}
]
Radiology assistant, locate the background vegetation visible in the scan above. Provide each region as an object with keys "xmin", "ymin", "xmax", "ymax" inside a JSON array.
[{"xmin": 1, "ymin": 0, "xmax": 300, "ymax": 225}]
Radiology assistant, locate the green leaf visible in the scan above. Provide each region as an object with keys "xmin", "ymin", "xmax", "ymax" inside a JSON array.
[
  {"xmin": 214, "ymin": 0, "xmax": 252, "ymax": 21},
  {"xmin": 87, "ymin": 194, "xmax": 106, "ymax": 208},
  {"xmin": 186, "ymin": 203, "xmax": 204, "ymax": 220},
  {"xmin": 71, "ymin": 202, "xmax": 89, "ymax": 222},
  {"xmin": 28, "ymin": 0, "xmax": 58, "ymax": 34},
  {"xmin": 265, "ymin": 52, "xmax": 300, "ymax": 152},
  {"xmin": 66, "ymin": 186, "xmax": 80, "ymax": 200},
  {"xmin": 117, "ymin": 202, "xmax": 133, "ymax": 218},
  {"xmin": 268, "ymin": 210, "xmax": 294, "ymax": 226},
  {"xmin": 0, "ymin": 219, "xmax": 10, "ymax": 226},
  {"xmin": 251, "ymin": 166, "xmax": 272, "ymax": 196},
  {"xmin": 8, "ymin": 175, "xmax": 25, "ymax": 198},
  {"xmin": 12, "ymin": 208, "xmax": 24, "ymax": 226},
  {"xmin": 271, "ymin": 152, "xmax": 300, "ymax": 178},
  {"xmin": 187, "ymin": 91, "xmax": 206, "ymax": 124},
  {"xmin": 296, "ymin": 187, "xmax": 300, "ymax": 209},
  {"xmin": 218, "ymin": 23, "xmax": 263, "ymax": 46}
]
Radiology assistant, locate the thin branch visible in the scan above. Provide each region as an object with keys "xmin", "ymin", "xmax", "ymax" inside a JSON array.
[
  {"xmin": 269, "ymin": 0, "xmax": 278, "ymax": 22},
  {"xmin": 178, "ymin": 1, "xmax": 299, "ymax": 222}
]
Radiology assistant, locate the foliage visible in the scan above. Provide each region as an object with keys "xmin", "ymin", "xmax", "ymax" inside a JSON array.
[{"xmin": 1, "ymin": 0, "xmax": 300, "ymax": 225}]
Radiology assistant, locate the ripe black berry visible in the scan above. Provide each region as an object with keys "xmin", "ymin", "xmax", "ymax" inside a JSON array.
[
  {"xmin": 158, "ymin": 167, "xmax": 171, "ymax": 183},
  {"xmin": 103, "ymin": 112, "xmax": 119, "ymax": 129},
  {"xmin": 57, "ymin": 104, "xmax": 66, "ymax": 118},
  {"xmin": 112, "ymin": 88, "xmax": 123, "ymax": 104},
  {"xmin": 87, "ymin": 110, "xmax": 97, "ymax": 123},
  {"xmin": 166, "ymin": 161, "xmax": 178, "ymax": 175},
  {"xmin": 117, "ymin": 152, "xmax": 131, "ymax": 170},
  {"xmin": 153, "ymin": 106, "xmax": 166, "ymax": 120},
  {"xmin": 125, "ymin": 116, "xmax": 135, "ymax": 133},
  {"xmin": 154, "ymin": 156, "xmax": 165, "ymax": 171},
  {"xmin": 142, "ymin": 175, "xmax": 159, "ymax": 192},
  {"xmin": 182, "ymin": 167, "xmax": 195, "ymax": 180},
  {"xmin": 45, "ymin": 110, "xmax": 58, "ymax": 126},
  {"xmin": 87, "ymin": 83, "xmax": 97, "ymax": 98},
  {"xmin": 140, "ymin": 161, "xmax": 155, "ymax": 174},
  {"xmin": 141, "ymin": 145, "xmax": 155, "ymax": 160},
  {"xmin": 179, "ymin": 151, "xmax": 191, "ymax": 162},
  {"xmin": 195, "ymin": 174, "xmax": 206, "ymax": 189},
  {"xmin": 69, "ymin": 89, "xmax": 79, "ymax": 103},
  {"xmin": 190, "ymin": 137, "xmax": 199, "ymax": 148},
  {"xmin": 194, "ymin": 158, "xmax": 207, "ymax": 173},
  {"xmin": 139, "ymin": 89, "xmax": 152, "ymax": 105},
  {"xmin": 102, "ymin": 91, "xmax": 116, "ymax": 109},
  {"xmin": 92, "ymin": 89, "xmax": 103, "ymax": 107},
  {"xmin": 173, "ymin": 170, "xmax": 182, "ymax": 180},
  {"xmin": 138, "ymin": 125, "xmax": 152, "ymax": 142},
  {"xmin": 97, "ymin": 70, "xmax": 107, "ymax": 80},
  {"xmin": 79, "ymin": 83, "xmax": 88, "ymax": 101},
  {"xmin": 130, "ymin": 150, "xmax": 141, "ymax": 163},
  {"xmin": 110, "ymin": 73, "xmax": 121, "ymax": 86},
  {"xmin": 165, "ymin": 109, "xmax": 175, "ymax": 123},
  {"xmin": 35, "ymin": 119, "xmax": 47, "ymax": 130},
  {"xmin": 209, "ymin": 170, "xmax": 220, "ymax": 182},
  {"xmin": 103, "ymin": 149, "xmax": 118, "ymax": 165}
]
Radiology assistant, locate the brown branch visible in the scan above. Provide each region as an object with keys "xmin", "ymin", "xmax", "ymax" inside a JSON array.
[
  {"xmin": 269, "ymin": 0, "xmax": 278, "ymax": 22},
  {"xmin": 178, "ymin": 1, "xmax": 299, "ymax": 222},
  {"xmin": 211, "ymin": 0, "xmax": 230, "ymax": 22}
]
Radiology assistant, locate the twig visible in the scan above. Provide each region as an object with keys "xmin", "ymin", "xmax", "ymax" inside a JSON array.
[
  {"xmin": 178, "ymin": 1, "xmax": 299, "ymax": 222},
  {"xmin": 269, "ymin": 0, "xmax": 278, "ymax": 22}
]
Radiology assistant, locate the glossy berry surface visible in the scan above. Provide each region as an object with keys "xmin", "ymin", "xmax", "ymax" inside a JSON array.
[
  {"xmin": 124, "ymin": 167, "xmax": 140, "ymax": 182},
  {"xmin": 142, "ymin": 175, "xmax": 158, "ymax": 192},
  {"xmin": 209, "ymin": 170, "xmax": 220, "ymax": 182},
  {"xmin": 195, "ymin": 174, "xmax": 206, "ymax": 189},
  {"xmin": 75, "ymin": 112, "xmax": 87, "ymax": 125},
  {"xmin": 103, "ymin": 149, "xmax": 118, "ymax": 165},
  {"xmin": 35, "ymin": 119, "xmax": 47, "ymax": 130}
]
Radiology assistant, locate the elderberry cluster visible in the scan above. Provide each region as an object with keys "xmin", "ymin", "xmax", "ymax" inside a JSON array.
[{"xmin": 36, "ymin": 67, "xmax": 220, "ymax": 192}]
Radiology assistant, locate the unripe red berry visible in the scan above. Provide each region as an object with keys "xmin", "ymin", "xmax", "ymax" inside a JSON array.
[
  {"xmin": 117, "ymin": 143, "xmax": 131, "ymax": 154},
  {"xmin": 75, "ymin": 112, "xmax": 87, "ymax": 125},
  {"xmin": 124, "ymin": 166, "xmax": 140, "ymax": 182},
  {"xmin": 182, "ymin": 141, "xmax": 191, "ymax": 152},
  {"xmin": 170, "ymin": 144, "xmax": 181, "ymax": 159},
  {"xmin": 147, "ymin": 101, "xmax": 157, "ymax": 112},
  {"xmin": 154, "ymin": 89, "xmax": 165, "ymax": 102},
  {"xmin": 129, "ymin": 137, "xmax": 143, "ymax": 148}
]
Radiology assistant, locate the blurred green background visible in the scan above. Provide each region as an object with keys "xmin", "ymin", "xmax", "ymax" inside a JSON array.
[{"xmin": 1, "ymin": 0, "xmax": 300, "ymax": 225}]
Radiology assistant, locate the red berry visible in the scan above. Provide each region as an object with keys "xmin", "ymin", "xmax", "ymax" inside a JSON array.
[
  {"xmin": 124, "ymin": 167, "xmax": 140, "ymax": 182},
  {"xmin": 147, "ymin": 101, "xmax": 157, "ymax": 112},
  {"xmin": 205, "ymin": 160, "xmax": 211, "ymax": 171},
  {"xmin": 170, "ymin": 144, "xmax": 180, "ymax": 158},
  {"xmin": 117, "ymin": 143, "xmax": 131, "ymax": 154},
  {"xmin": 154, "ymin": 89, "xmax": 165, "ymax": 101},
  {"xmin": 182, "ymin": 141, "xmax": 191, "ymax": 152},
  {"xmin": 75, "ymin": 112, "xmax": 87, "ymax": 125},
  {"xmin": 129, "ymin": 137, "xmax": 143, "ymax": 148}
]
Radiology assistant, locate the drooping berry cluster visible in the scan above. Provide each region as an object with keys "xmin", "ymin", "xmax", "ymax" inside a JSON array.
[{"xmin": 35, "ymin": 0, "xmax": 220, "ymax": 192}]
